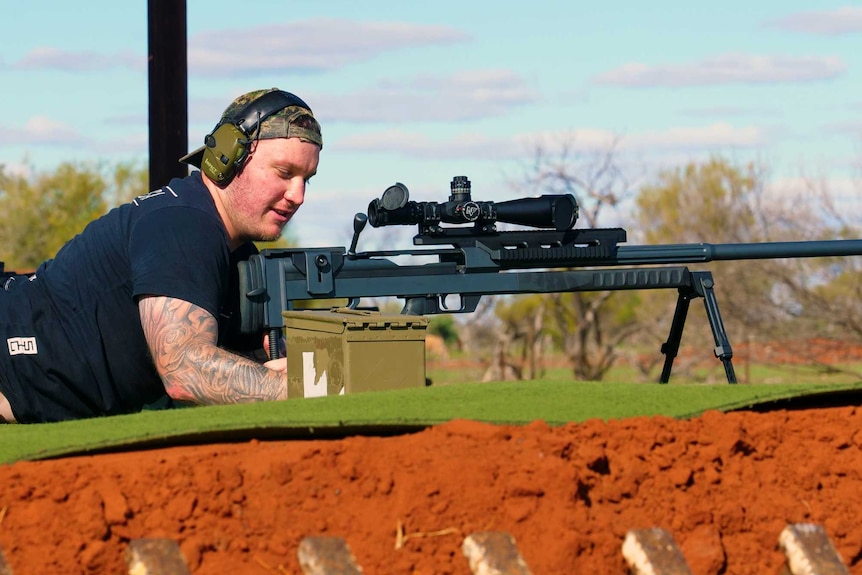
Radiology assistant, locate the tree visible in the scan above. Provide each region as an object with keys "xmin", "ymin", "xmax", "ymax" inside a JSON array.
[
  {"xmin": 631, "ymin": 157, "xmax": 862, "ymax": 380},
  {"xmin": 0, "ymin": 161, "xmax": 149, "ymax": 271},
  {"xmin": 516, "ymin": 136, "xmax": 629, "ymax": 228},
  {"xmin": 428, "ymin": 315, "xmax": 459, "ymax": 347},
  {"xmin": 629, "ymin": 158, "xmax": 776, "ymax": 379},
  {"xmin": 485, "ymin": 295, "xmax": 549, "ymax": 381},
  {"xmin": 108, "ymin": 161, "xmax": 150, "ymax": 207},
  {"xmin": 492, "ymin": 136, "xmax": 643, "ymax": 381},
  {"xmin": 636, "ymin": 157, "xmax": 762, "ymax": 244},
  {"xmin": 752, "ymin": 177, "xmax": 862, "ymax": 376}
]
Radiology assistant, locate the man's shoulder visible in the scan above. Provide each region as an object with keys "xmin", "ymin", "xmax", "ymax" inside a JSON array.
[
  {"xmin": 129, "ymin": 172, "xmax": 213, "ymax": 213},
  {"xmin": 127, "ymin": 173, "xmax": 227, "ymax": 250}
]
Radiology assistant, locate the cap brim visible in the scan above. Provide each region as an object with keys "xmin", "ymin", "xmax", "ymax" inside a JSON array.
[{"xmin": 179, "ymin": 146, "xmax": 205, "ymax": 168}]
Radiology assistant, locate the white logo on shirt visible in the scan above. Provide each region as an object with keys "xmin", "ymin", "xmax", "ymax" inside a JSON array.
[
  {"xmin": 132, "ymin": 185, "xmax": 178, "ymax": 206},
  {"xmin": 132, "ymin": 190, "xmax": 164, "ymax": 205},
  {"xmin": 8, "ymin": 337, "xmax": 38, "ymax": 356}
]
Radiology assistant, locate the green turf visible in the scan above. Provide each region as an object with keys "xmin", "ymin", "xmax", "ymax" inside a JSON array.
[{"xmin": 2, "ymin": 379, "xmax": 861, "ymax": 464}]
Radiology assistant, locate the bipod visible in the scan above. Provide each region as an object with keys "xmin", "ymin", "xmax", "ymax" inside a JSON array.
[{"xmin": 659, "ymin": 270, "xmax": 737, "ymax": 383}]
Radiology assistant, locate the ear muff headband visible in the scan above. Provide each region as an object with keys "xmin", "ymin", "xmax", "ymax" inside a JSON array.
[{"xmin": 201, "ymin": 91, "xmax": 313, "ymax": 184}]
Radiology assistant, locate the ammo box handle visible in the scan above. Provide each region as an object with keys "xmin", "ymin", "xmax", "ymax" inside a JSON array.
[{"xmin": 332, "ymin": 307, "xmax": 374, "ymax": 316}]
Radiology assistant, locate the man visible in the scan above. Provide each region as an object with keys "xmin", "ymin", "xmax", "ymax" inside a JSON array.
[{"xmin": 0, "ymin": 88, "xmax": 322, "ymax": 423}]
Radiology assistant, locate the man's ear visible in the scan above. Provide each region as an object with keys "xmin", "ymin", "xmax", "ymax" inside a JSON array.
[
  {"xmin": 245, "ymin": 140, "xmax": 259, "ymax": 161},
  {"xmin": 232, "ymin": 140, "xmax": 259, "ymax": 181}
]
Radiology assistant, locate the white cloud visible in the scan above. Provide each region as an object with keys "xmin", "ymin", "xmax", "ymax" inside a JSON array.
[
  {"xmin": 594, "ymin": 53, "xmax": 845, "ymax": 87},
  {"xmin": 823, "ymin": 118, "xmax": 862, "ymax": 135},
  {"xmin": 627, "ymin": 123, "xmax": 768, "ymax": 150},
  {"xmin": 769, "ymin": 176, "xmax": 860, "ymax": 198},
  {"xmin": 333, "ymin": 123, "xmax": 767, "ymax": 161},
  {"xmin": 678, "ymin": 105, "xmax": 781, "ymax": 119},
  {"xmin": 1, "ymin": 162, "xmax": 33, "ymax": 178},
  {"xmin": 336, "ymin": 129, "xmax": 521, "ymax": 160},
  {"xmin": 764, "ymin": 176, "xmax": 862, "ymax": 226},
  {"xmin": 514, "ymin": 128, "xmax": 622, "ymax": 152},
  {"xmin": 0, "ymin": 117, "xmax": 83, "ymax": 146},
  {"xmin": 769, "ymin": 6, "xmax": 862, "ymax": 35},
  {"xmin": 8, "ymin": 19, "xmax": 468, "ymax": 78},
  {"xmin": 189, "ymin": 19, "xmax": 469, "ymax": 76},
  {"xmin": 13, "ymin": 46, "xmax": 143, "ymax": 72},
  {"xmin": 0, "ymin": 117, "xmax": 147, "ymax": 156},
  {"xmin": 516, "ymin": 123, "xmax": 766, "ymax": 155},
  {"xmin": 313, "ymin": 69, "xmax": 537, "ymax": 123},
  {"xmin": 92, "ymin": 132, "xmax": 149, "ymax": 155}
]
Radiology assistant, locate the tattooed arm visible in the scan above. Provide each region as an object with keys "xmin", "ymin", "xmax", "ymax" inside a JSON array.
[{"xmin": 138, "ymin": 295, "xmax": 287, "ymax": 404}]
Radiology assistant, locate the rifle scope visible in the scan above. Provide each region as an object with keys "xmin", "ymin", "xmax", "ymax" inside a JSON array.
[{"xmin": 367, "ymin": 176, "xmax": 579, "ymax": 232}]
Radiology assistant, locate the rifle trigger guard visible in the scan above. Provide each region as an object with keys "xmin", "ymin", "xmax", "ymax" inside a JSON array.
[{"xmin": 401, "ymin": 294, "xmax": 483, "ymax": 315}]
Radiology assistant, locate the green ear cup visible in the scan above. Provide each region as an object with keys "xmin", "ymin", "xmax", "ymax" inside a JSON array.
[{"xmin": 200, "ymin": 123, "xmax": 250, "ymax": 183}]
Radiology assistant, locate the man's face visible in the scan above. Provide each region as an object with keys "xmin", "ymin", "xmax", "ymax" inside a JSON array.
[{"xmin": 221, "ymin": 137, "xmax": 320, "ymax": 244}]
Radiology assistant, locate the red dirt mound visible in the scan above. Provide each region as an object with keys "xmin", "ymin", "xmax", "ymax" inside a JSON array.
[{"xmin": 1, "ymin": 406, "xmax": 862, "ymax": 574}]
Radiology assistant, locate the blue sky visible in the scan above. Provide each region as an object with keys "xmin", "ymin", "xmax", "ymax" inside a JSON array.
[{"xmin": 2, "ymin": 1, "xmax": 861, "ymax": 246}]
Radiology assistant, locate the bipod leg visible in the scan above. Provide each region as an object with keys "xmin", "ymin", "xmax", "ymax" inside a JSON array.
[
  {"xmin": 692, "ymin": 271, "xmax": 737, "ymax": 384},
  {"xmin": 659, "ymin": 288, "xmax": 694, "ymax": 384}
]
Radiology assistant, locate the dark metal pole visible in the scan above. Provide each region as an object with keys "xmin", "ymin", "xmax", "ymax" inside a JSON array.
[{"xmin": 147, "ymin": 0, "xmax": 188, "ymax": 190}]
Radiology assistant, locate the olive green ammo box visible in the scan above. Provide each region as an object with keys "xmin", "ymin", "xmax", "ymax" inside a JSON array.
[{"xmin": 281, "ymin": 308, "xmax": 429, "ymax": 398}]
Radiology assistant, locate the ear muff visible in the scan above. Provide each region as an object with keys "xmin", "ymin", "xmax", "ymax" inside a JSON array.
[
  {"xmin": 199, "ymin": 90, "xmax": 314, "ymax": 185},
  {"xmin": 200, "ymin": 123, "xmax": 251, "ymax": 184}
]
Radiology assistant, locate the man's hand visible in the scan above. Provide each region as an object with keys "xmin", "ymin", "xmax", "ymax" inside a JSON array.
[
  {"xmin": 138, "ymin": 295, "xmax": 287, "ymax": 404},
  {"xmin": 262, "ymin": 333, "xmax": 287, "ymax": 373},
  {"xmin": 263, "ymin": 332, "xmax": 286, "ymax": 360},
  {"xmin": 264, "ymin": 357, "xmax": 287, "ymax": 372}
]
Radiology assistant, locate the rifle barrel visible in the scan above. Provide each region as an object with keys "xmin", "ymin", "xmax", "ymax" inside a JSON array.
[{"xmin": 613, "ymin": 239, "xmax": 862, "ymax": 265}]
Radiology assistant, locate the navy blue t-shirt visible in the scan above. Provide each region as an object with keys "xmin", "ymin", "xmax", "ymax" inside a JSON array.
[{"xmin": 0, "ymin": 172, "xmax": 258, "ymax": 423}]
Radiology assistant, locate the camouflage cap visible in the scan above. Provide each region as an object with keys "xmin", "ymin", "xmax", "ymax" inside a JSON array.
[{"xmin": 180, "ymin": 88, "xmax": 323, "ymax": 168}]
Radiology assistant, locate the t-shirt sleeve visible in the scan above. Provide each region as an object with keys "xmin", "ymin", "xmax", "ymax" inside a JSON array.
[{"xmin": 128, "ymin": 207, "xmax": 229, "ymax": 317}]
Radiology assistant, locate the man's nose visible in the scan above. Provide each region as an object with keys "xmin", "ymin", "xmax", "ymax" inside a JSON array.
[{"xmin": 284, "ymin": 180, "xmax": 306, "ymax": 206}]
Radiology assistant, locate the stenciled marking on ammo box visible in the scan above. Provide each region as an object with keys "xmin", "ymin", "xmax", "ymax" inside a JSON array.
[
  {"xmin": 293, "ymin": 336, "xmax": 343, "ymax": 398},
  {"xmin": 317, "ymin": 337, "xmax": 344, "ymax": 396},
  {"xmin": 302, "ymin": 351, "xmax": 328, "ymax": 398}
]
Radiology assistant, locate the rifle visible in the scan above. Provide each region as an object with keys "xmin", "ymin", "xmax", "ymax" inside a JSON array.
[{"xmin": 238, "ymin": 176, "xmax": 862, "ymax": 384}]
